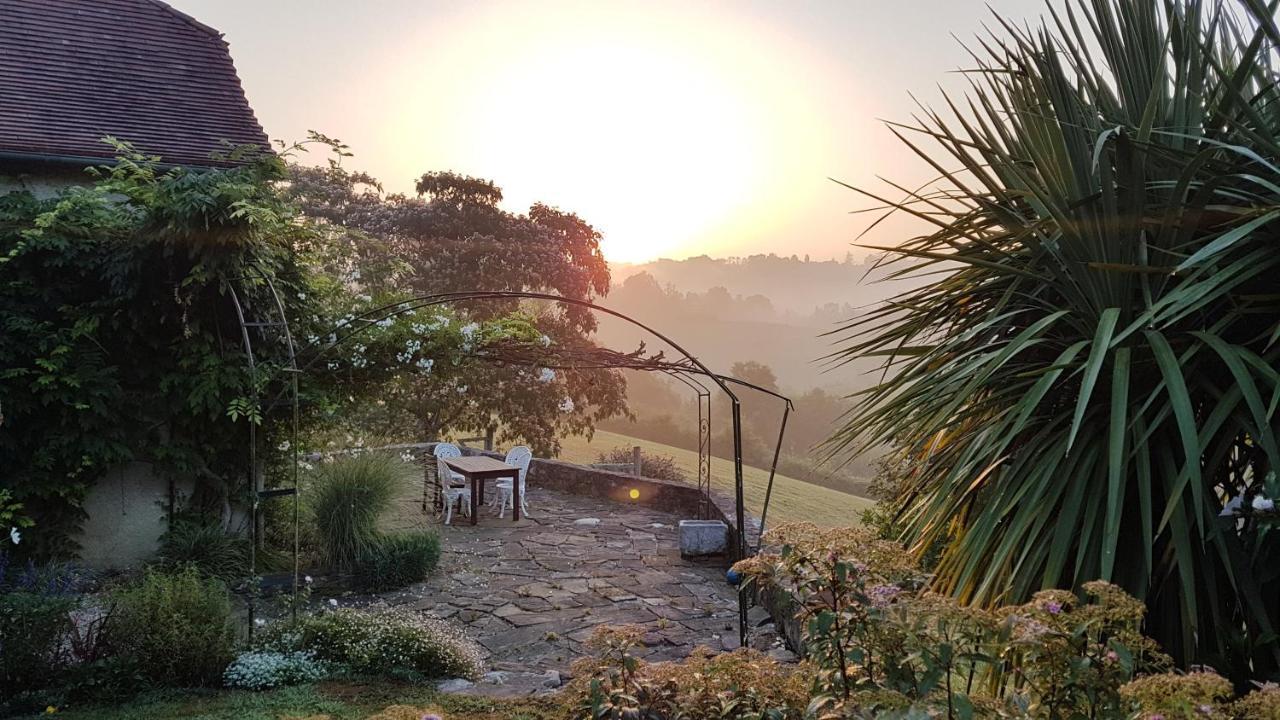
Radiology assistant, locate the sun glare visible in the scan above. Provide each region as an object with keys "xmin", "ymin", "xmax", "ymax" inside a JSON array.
[
  {"xmin": 378, "ymin": 2, "xmax": 828, "ymax": 263},
  {"xmin": 464, "ymin": 41, "xmax": 760, "ymax": 262}
]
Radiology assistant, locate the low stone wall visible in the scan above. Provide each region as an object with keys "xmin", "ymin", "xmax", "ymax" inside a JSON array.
[
  {"xmin": 756, "ymin": 583, "xmax": 806, "ymax": 656},
  {"xmin": 439, "ymin": 444, "xmax": 758, "ymax": 562}
]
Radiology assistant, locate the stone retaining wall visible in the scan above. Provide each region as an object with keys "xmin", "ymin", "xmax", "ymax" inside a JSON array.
[{"xmin": 756, "ymin": 584, "xmax": 806, "ymax": 656}]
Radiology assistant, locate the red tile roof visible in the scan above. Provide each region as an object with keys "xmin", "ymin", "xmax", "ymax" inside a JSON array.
[{"xmin": 0, "ymin": 0, "xmax": 270, "ymax": 168}]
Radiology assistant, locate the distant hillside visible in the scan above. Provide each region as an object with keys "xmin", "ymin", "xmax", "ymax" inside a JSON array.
[
  {"xmin": 611, "ymin": 253, "xmax": 920, "ymax": 320},
  {"xmin": 596, "ymin": 254, "xmax": 919, "ymax": 392}
]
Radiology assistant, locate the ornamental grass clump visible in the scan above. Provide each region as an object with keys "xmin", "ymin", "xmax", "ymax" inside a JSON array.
[
  {"xmin": 354, "ymin": 530, "xmax": 441, "ymax": 592},
  {"xmin": 307, "ymin": 452, "xmax": 407, "ymax": 575},
  {"xmin": 157, "ymin": 520, "xmax": 249, "ymax": 582},
  {"xmin": 263, "ymin": 608, "xmax": 483, "ymax": 681}
]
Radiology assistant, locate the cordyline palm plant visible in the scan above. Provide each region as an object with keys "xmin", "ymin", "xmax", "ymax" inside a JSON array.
[{"xmin": 831, "ymin": 0, "xmax": 1280, "ymax": 680}]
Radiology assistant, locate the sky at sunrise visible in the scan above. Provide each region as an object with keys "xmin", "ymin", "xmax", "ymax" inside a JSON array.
[{"xmin": 169, "ymin": 0, "xmax": 1045, "ymax": 263}]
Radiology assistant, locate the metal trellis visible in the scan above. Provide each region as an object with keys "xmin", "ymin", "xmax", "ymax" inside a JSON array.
[{"xmin": 227, "ymin": 264, "xmax": 302, "ymax": 638}]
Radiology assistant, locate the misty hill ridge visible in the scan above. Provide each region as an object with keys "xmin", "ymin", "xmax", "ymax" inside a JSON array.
[
  {"xmin": 597, "ymin": 253, "xmax": 915, "ymax": 392},
  {"xmin": 610, "ymin": 252, "xmax": 915, "ymax": 321}
]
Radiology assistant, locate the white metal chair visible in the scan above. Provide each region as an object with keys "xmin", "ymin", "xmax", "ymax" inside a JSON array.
[
  {"xmin": 433, "ymin": 443, "xmax": 465, "ymax": 483},
  {"xmin": 494, "ymin": 445, "xmax": 533, "ymax": 519},
  {"xmin": 433, "ymin": 444, "xmax": 470, "ymax": 525}
]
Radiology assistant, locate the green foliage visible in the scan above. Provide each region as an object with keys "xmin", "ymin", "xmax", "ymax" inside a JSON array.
[
  {"xmin": 0, "ymin": 143, "xmax": 322, "ymax": 558},
  {"xmin": 158, "ymin": 521, "xmax": 249, "ymax": 582},
  {"xmin": 0, "ymin": 488, "xmax": 34, "ymax": 544},
  {"xmin": 0, "ymin": 590, "xmax": 77, "ymax": 696},
  {"xmin": 286, "ymin": 142, "xmax": 629, "ymax": 456},
  {"xmin": 830, "ymin": 0, "xmax": 1280, "ymax": 676},
  {"xmin": 595, "ymin": 446, "xmax": 687, "ymax": 483},
  {"xmin": 105, "ymin": 567, "xmax": 236, "ymax": 687},
  {"xmin": 306, "ymin": 452, "xmax": 406, "ymax": 575},
  {"xmin": 262, "ymin": 608, "xmax": 484, "ymax": 681},
  {"xmin": 1, "ymin": 135, "xmax": 626, "ymax": 561},
  {"xmin": 0, "ymin": 556, "xmax": 138, "ymax": 713},
  {"xmin": 354, "ymin": 530, "xmax": 441, "ymax": 592}
]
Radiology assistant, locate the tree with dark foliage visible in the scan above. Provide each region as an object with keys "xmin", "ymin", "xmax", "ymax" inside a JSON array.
[{"xmin": 286, "ymin": 138, "xmax": 626, "ymax": 454}]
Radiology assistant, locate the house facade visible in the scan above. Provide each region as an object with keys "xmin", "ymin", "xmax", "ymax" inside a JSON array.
[{"xmin": 0, "ymin": 0, "xmax": 270, "ymax": 567}]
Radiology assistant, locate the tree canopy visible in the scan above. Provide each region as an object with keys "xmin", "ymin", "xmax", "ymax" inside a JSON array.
[{"xmin": 284, "ymin": 139, "xmax": 626, "ymax": 454}]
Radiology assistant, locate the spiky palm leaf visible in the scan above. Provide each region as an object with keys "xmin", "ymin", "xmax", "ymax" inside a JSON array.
[{"xmin": 832, "ymin": 0, "xmax": 1280, "ymax": 679}]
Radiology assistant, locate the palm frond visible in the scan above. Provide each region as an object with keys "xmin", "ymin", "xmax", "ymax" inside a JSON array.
[{"xmin": 833, "ymin": 0, "xmax": 1280, "ymax": 680}]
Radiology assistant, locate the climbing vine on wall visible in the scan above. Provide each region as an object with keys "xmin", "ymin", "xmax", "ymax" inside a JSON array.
[{"xmin": 0, "ymin": 145, "xmax": 322, "ymax": 558}]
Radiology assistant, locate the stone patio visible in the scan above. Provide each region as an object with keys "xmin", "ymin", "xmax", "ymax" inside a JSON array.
[{"xmin": 364, "ymin": 486, "xmax": 784, "ymax": 694}]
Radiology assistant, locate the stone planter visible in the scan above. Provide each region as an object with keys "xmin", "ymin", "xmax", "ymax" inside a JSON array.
[{"xmin": 679, "ymin": 519, "xmax": 728, "ymax": 557}]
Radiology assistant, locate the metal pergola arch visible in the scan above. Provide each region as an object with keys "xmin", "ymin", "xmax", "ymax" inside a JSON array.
[
  {"xmin": 237, "ymin": 288, "xmax": 794, "ymax": 647},
  {"xmin": 226, "ymin": 267, "xmax": 303, "ymax": 635},
  {"xmin": 661, "ymin": 369, "xmax": 713, "ymax": 519}
]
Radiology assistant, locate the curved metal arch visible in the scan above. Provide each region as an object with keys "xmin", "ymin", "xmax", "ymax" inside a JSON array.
[
  {"xmin": 289, "ymin": 290, "xmax": 770, "ymax": 645},
  {"xmin": 521, "ymin": 359, "xmax": 790, "ymax": 407},
  {"xmin": 226, "ymin": 264, "xmax": 303, "ymax": 639},
  {"xmin": 662, "ymin": 369, "xmax": 713, "ymax": 520}
]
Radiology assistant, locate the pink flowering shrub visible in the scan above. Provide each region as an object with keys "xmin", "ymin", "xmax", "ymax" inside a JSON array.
[
  {"xmin": 567, "ymin": 626, "xmax": 809, "ymax": 719},
  {"xmin": 734, "ymin": 523, "xmax": 1175, "ymax": 718}
]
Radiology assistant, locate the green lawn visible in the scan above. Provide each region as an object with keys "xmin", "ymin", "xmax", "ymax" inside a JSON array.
[
  {"xmin": 556, "ymin": 429, "xmax": 871, "ymax": 528},
  {"xmin": 28, "ymin": 682, "xmax": 558, "ymax": 720}
]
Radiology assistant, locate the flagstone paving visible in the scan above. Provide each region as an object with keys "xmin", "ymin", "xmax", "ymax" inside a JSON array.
[{"xmin": 354, "ymin": 487, "xmax": 784, "ymax": 694}]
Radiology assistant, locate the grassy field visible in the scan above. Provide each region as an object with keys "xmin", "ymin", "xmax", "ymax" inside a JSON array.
[{"xmin": 556, "ymin": 429, "xmax": 871, "ymax": 528}]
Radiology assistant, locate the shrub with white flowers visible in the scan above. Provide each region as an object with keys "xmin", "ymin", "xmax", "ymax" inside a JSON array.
[
  {"xmin": 223, "ymin": 649, "xmax": 328, "ymax": 690},
  {"xmin": 260, "ymin": 608, "xmax": 484, "ymax": 681}
]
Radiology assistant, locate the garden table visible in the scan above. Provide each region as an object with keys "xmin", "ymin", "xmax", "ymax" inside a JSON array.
[{"xmin": 442, "ymin": 456, "xmax": 522, "ymax": 524}]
